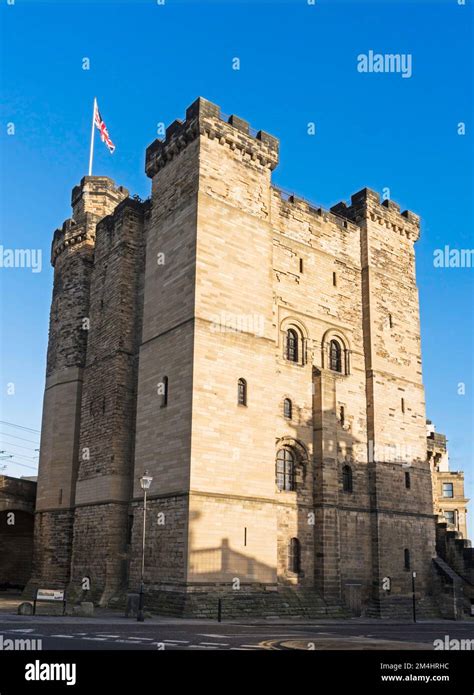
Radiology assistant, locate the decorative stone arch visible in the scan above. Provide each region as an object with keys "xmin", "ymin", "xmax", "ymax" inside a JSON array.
[
  {"xmin": 321, "ymin": 328, "xmax": 351, "ymax": 374},
  {"xmin": 275, "ymin": 436, "xmax": 309, "ymax": 486},
  {"xmin": 280, "ymin": 317, "xmax": 309, "ymax": 366}
]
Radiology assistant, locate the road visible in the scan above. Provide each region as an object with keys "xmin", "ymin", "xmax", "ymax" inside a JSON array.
[{"xmin": 0, "ymin": 619, "xmax": 473, "ymax": 650}]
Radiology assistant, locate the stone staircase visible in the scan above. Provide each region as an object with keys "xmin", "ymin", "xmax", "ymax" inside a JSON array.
[{"xmin": 434, "ymin": 523, "xmax": 473, "ymax": 619}]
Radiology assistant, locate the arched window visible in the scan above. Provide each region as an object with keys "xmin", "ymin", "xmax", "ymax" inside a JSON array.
[
  {"xmin": 329, "ymin": 339, "xmax": 342, "ymax": 372},
  {"xmin": 283, "ymin": 398, "xmax": 292, "ymax": 420},
  {"xmin": 237, "ymin": 378, "xmax": 247, "ymax": 406},
  {"xmin": 342, "ymin": 465, "xmax": 353, "ymax": 493},
  {"xmin": 288, "ymin": 537, "xmax": 301, "ymax": 574},
  {"xmin": 286, "ymin": 329, "xmax": 299, "ymax": 363},
  {"xmin": 276, "ymin": 448, "xmax": 295, "ymax": 491}
]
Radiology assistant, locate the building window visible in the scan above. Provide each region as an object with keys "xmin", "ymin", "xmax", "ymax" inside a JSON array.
[
  {"xmin": 342, "ymin": 465, "xmax": 353, "ymax": 493},
  {"xmin": 288, "ymin": 537, "xmax": 301, "ymax": 574},
  {"xmin": 126, "ymin": 515, "xmax": 134, "ymax": 545},
  {"xmin": 405, "ymin": 471, "xmax": 411, "ymax": 489},
  {"xmin": 388, "ymin": 313, "xmax": 393, "ymax": 328},
  {"xmin": 404, "ymin": 548, "xmax": 410, "ymax": 570},
  {"xmin": 329, "ymin": 340, "xmax": 342, "ymax": 373},
  {"xmin": 283, "ymin": 398, "xmax": 292, "ymax": 420},
  {"xmin": 286, "ymin": 329, "xmax": 299, "ymax": 363},
  {"xmin": 401, "ymin": 397, "xmax": 405, "ymax": 414},
  {"xmin": 444, "ymin": 510, "xmax": 455, "ymax": 525},
  {"xmin": 161, "ymin": 376, "xmax": 168, "ymax": 407},
  {"xmin": 333, "ymin": 271, "xmax": 337, "ymax": 286},
  {"xmin": 276, "ymin": 449, "xmax": 295, "ymax": 491},
  {"xmin": 442, "ymin": 482, "xmax": 454, "ymax": 498},
  {"xmin": 340, "ymin": 406, "xmax": 345, "ymax": 427},
  {"xmin": 299, "ymin": 258, "xmax": 304, "ymax": 273},
  {"xmin": 237, "ymin": 378, "xmax": 247, "ymax": 406}
]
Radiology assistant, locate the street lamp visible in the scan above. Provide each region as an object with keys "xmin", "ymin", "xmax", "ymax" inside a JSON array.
[
  {"xmin": 411, "ymin": 570, "xmax": 417, "ymax": 623},
  {"xmin": 137, "ymin": 470, "xmax": 153, "ymax": 622}
]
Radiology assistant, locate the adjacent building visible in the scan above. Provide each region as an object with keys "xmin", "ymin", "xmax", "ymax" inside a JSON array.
[{"xmin": 427, "ymin": 421, "xmax": 469, "ymax": 538}]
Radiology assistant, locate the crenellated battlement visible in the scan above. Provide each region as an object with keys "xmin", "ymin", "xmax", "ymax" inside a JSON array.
[
  {"xmin": 51, "ymin": 217, "xmax": 91, "ymax": 266},
  {"xmin": 51, "ymin": 177, "xmax": 129, "ymax": 266},
  {"xmin": 272, "ymin": 185, "xmax": 360, "ymax": 234},
  {"xmin": 145, "ymin": 96, "xmax": 279, "ymax": 178},
  {"xmin": 71, "ymin": 176, "xmax": 128, "ymax": 222},
  {"xmin": 331, "ymin": 187, "xmax": 420, "ymax": 242}
]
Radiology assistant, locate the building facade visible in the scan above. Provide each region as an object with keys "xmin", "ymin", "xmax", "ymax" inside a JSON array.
[
  {"xmin": 427, "ymin": 421, "xmax": 469, "ymax": 538},
  {"xmin": 29, "ymin": 97, "xmax": 442, "ymax": 617},
  {"xmin": 0, "ymin": 475, "xmax": 36, "ymax": 589}
]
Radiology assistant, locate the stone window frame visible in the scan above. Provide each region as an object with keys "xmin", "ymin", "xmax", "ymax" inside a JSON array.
[
  {"xmin": 275, "ymin": 437, "xmax": 308, "ymax": 493},
  {"xmin": 288, "ymin": 537, "xmax": 301, "ymax": 574},
  {"xmin": 342, "ymin": 464, "xmax": 353, "ymax": 493},
  {"xmin": 280, "ymin": 317, "xmax": 309, "ymax": 368},
  {"xmin": 442, "ymin": 482, "xmax": 454, "ymax": 498},
  {"xmin": 443, "ymin": 509, "xmax": 456, "ymax": 526},
  {"xmin": 321, "ymin": 329, "xmax": 351, "ymax": 375}
]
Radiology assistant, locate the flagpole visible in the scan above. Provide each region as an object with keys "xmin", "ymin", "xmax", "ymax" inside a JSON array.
[{"xmin": 88, "ymin": 97, "xmax": 96, "ymax": 176}]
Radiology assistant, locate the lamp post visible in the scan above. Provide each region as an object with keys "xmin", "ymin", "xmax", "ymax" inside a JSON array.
[
  {"xmin": 137, "ymin": 470, "xmax": 153, "ymax": 622},
  {"xmin": 411, "ymin": 570, "xmax": 417, "ymax": 624}
]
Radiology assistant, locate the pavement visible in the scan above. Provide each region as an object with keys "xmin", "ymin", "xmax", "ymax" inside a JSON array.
[{"xmin": 1, "ymin": 591, "xmax": 473, "ymax": 651}]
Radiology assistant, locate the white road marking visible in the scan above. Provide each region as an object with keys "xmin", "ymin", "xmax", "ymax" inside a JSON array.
[
  {"xmin": 199, "ymin": 633, "xmax": 231, "ymax": 638},
  {"xmin": 240, "ymin": 644, "xmax": 268, "ymax": 649},
  {"xmin": 96, "ymin": 634, "xmax": 120, "ymax": 638},
  {"xmin": 7, "ymin": 629, "xmax": 35, "ymax": 633},
  {"xmin": 82, "ymin": 637, "xmax": 107, "ymax": 641},
  {"xmin": 51, "ymin": 635, "xmax": 74, "ymax": 639},
  {"xmin": 161, "ymin": 639, "xmax": 190, "ymax": 644},
  {"xmin": 126, "ymin": 637, "xmax": 154, "ymax": 641},
  {"xmin": 199, "ymin": 641, "xmax": 229, "ymax": 646}
]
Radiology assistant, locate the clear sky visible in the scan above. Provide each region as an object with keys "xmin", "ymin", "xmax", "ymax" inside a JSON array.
[{"xmin": 0, "ymin": 0, "xmax": 472, "ymax": 532}]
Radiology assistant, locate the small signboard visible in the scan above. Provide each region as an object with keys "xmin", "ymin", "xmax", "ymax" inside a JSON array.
[
  {"xmin": 33, "ymin": 588, "xmax": 66, "ymax": 615},
  {"xmin": 36, "ymin": 589, "xmax": 65, "ymax": 602}
]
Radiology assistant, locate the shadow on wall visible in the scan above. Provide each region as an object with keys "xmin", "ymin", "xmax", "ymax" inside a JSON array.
[
  {"xmin": 0, "ymin": 510, "xmax": 35, "ymax": 588},
  {"xmin": 189, "ymin": 538, "xmax": 274, "ymax": 583}
]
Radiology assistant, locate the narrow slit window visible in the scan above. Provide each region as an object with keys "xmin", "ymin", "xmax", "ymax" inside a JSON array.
[
  {"xmin": 404, "ymin": 548, "xmax": 410, "ymax": 570},
  {"xmin": 342, "ymin": 465, "xmax": 353, "ymax": 493},
  {"xmin": 161, "ymin": 376, "xmax": 168, "ymax": 408},
  {"xmin": 288, "ymin": 538, "xmax": 301, "ymax": 573},
  {"xmin": 401, "ymin": 397, "xmax": 405, "ymax": 414},
  {"xmin": 286, "ymin": 329, "xmax": 299, "ymax": 363},
  {"xmin": 405, "ymin": 471, "xmax": 411, "ymax": 489},
  {"xmin": 238, "ymin": 378, "xmax": 247, "ymax": 406},
  {"xmin": 299, "ymin": 258, "xmax": 304, "ymax": 273}
]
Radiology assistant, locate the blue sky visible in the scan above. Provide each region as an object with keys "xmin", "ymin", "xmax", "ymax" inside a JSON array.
[{"xmin": 0, "ymin": 0, "xmax": 472, "ymax": 530}]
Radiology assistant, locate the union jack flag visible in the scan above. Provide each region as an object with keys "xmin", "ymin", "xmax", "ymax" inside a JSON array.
[{"xmin": 94, "ymin": 100, "xmax": 115, "ymax": 153}]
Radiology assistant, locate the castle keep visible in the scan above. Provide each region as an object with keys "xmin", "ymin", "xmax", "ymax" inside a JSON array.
[{"xmin": 29, "ymin": 97, "xmax": 455, "ymax": 617}]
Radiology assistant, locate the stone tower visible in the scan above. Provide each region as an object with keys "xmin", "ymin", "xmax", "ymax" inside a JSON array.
[
  {"xmin": 29, "ymin": 98, "xmax": 439, "ymax": 617},
  {"xmin": 29, "ymin": 177, "xmax": 128, "ymax": 590}
]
